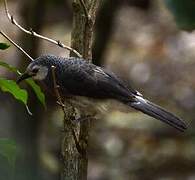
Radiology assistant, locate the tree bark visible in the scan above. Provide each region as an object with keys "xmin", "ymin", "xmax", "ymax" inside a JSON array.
[{"xmin": 61, "ymin": 1, "xmax": 100, "ymax": 180}]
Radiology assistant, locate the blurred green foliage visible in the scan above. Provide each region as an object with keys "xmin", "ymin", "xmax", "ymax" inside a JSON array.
[
  {"xmin": 0, "ymin": 61, "xmax": 18, "ymax": 73},
  {"xmin": 0, "ymin": 43, "xmax": 17, "ymax": 177},
  {"xmin": 0, "ymin": 43, "xmax": 10, "ymax": 50},
  {"xmin": 0, "ymin": 44, "xmax": 28, "ymax": 105},
  {"xmin": 0, "ymin": 138, "xmax": 17, "ymax": 169},
  {"xmin": 164, "ymin": 0, "xmax": 195, "ymax": 31},
  {"xmin": 0, "ymin": 78, "xmax": 28, "ymax": 105},
  {"xmin": 26, "ymin": 79, "xmax": 46, "ymax": 107}
]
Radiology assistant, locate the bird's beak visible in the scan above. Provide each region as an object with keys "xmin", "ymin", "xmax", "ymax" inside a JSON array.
[{"xmin": 17, "ymin": 73, "xmax": 33, "ymax": 84}]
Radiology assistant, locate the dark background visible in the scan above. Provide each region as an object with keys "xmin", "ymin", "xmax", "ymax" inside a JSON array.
[{"xmin": 0, "ymin": 0, "xmax": 195, "ymax": 179}]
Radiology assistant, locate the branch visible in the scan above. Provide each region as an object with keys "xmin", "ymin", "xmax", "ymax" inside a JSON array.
[
  {"xmin": 51, "ymin": 66, "xmax": 83, "ymax": 155},
  {"xmin": 0, "ymin": 30, "xmax": 34, "ymax": 61},
  {"xmin": 79, "ymin": 0, "xmax": 90, "ymax": 21},
  {"xmin": 4, "ymin": 0, "xmax": 82, "ymax": 58}
]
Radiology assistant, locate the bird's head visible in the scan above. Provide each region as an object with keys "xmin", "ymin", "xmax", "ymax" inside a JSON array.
[{"xmin": 17, "ymin": 55, "xmax": 57, "ymax": 83}]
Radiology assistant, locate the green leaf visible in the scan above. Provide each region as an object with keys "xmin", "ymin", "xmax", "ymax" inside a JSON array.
[
  {"xmin": 0, "ymin": 78, "xmax": 28, "ymax": 105},
  {"xmin": 164, "ymin": 0, "xmax": 195, "ymax": 31},
  {"xmin": 0, "ymin": 61, "xmax": 18, "ymax": 73},
  {"xmin": 26, "ymin": 79, "xmax": 46, "ymax": 107},
  {"xmin": 0, "ymin": 42, "xmax": 10, "ymax": 50},
  {"xmin": 0, "ymin": 138, "xmax": 17, "ymax": 168},
  {"xmin": 0, "ymin": 61, "xmax": 46, "ymax": 107}
]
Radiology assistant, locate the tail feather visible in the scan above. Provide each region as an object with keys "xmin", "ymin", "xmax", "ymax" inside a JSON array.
[{"xmin": 129, "ymin": 96, "xmax": 187, "ymax": 132}]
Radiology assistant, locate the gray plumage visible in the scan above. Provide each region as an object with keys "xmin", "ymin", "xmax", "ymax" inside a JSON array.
[{"xmin": 18, "ymin": 54, "xmax": 188, "ymax": 132}]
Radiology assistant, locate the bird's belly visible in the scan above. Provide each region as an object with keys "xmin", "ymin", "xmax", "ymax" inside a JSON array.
[
  {"xmin": 66, "ymin": 96, "xmax": 131, "ymax": 116},
  {"xmin": 67, "ymin": 96, "xmax": 107, "ymax": 115}
]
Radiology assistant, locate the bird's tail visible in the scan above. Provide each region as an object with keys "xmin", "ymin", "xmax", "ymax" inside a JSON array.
[{"xmin": 128, "ymin": 96, "xmax": 187, "ymax": 132}]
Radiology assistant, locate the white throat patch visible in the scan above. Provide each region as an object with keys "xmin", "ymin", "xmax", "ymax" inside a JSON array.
[{"xmin": 33, "ymin": 66, "xmax": 48, "ymax": 80}]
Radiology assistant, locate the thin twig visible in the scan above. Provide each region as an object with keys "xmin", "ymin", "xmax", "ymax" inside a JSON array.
[
  {"xmin": 25, "ymin": 105, "xmax": 33, "ymax": 116},
  {"xmin": 79, "ymin": 0, "xmax": 90, "ymax": 21},
  {"xmin": 51, "ymin": 66, "xmax": 83, "ymax": 154},
  {"xmin": 0, "ymin": 30, "xmax": 34, "ymax": 61},
  {"xmin": 51, "ymin": 66, "xmax": 64, "ymax": 111},
  {"xmin": 4, "ymin": 0, "xmax": 82, "ymax": 58}
]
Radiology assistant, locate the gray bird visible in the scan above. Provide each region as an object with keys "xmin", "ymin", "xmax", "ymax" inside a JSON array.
[{"xmin": 17, "ymin": 54, "xmax": 187, "ymax": 132}]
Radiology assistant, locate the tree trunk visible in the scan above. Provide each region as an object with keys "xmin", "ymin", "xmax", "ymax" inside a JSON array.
[{"xmin": 61, "ymin": 1, "xmax": 100, "ymax": 180}]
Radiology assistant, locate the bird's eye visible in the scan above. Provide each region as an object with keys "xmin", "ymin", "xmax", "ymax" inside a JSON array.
[{"xmin": 32, "ymin": 68, "xmax": 39, "ymax": 73}]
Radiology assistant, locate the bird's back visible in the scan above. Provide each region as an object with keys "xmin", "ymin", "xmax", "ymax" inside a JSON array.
[{"xmin": 49, "ymin": 56, "xmax": 135, "ymax": 101}]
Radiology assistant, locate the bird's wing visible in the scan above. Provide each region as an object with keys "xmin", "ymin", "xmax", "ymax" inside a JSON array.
[
  {"xmin": 94, "ymin": 66, "xmax": 138, "ymax": 94},
  {"xmin": 60, "ymin": 61, "xmax": 135, "ymax": 100},
  {"xmin": 90, "ymin": 65, "xmax": 188, "ymax": 132},
  {"xmin": 88, "ymin": 65, "xmax": 136, "ymax": 99}
]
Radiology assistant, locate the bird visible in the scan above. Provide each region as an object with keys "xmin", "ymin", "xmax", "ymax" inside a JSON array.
[{"xmin": 17, "ymin": 54, "xmax": 187, "ymax": 132}]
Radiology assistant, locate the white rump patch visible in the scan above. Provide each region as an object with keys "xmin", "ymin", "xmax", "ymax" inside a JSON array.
[
  {"xmin": 136, "ymin": 91, "xmax": 143, "ymax": 97},
  {"xmin": 135, "ymin": 95, "xmax": 147, "ymax": 104}
]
